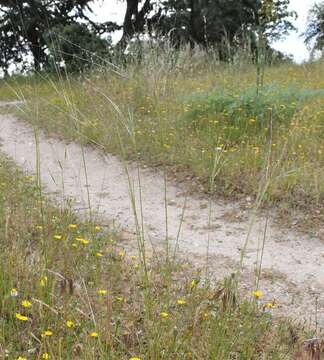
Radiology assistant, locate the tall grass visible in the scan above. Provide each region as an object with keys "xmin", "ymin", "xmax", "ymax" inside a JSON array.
[
  {"xmin": 0, "ymin": 155, "xmax": 314, "ymax": 358},
  {"xmin": 0, "ymin": 42, "xmax": 323, "ymax": 358},
  {"xmin": 1, "ymin": 47, "xmax": 323, "ymax": 223}
]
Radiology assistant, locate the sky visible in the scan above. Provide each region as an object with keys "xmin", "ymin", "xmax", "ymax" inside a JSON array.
[
  {"xmin": 91, "ymin": 0, "xmax": 318, "ymax": 63},
  {"xmin": 271, "ymin": 0, "xmax": 317, "ymax": 62}
]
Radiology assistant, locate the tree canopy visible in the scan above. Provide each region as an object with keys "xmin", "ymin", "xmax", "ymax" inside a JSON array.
[
  {"xmin": 45, "ymin": 22, "xmax": 112, "ymax": 73},
  {"xmin": 0, "ymin": 1, "xmax": 96, "ymax": 70},
  {"xmin": 152, "ymin": 0, "xmax": 260, "ymax": 59},
  {"xmin": 0, "ymin": 0, "xmax": 115, "ymax": 73},
  {"xmin": 118, "ymin": 0, "xmax": 296, "ymax": 59},
  {"xmin": 0, "ymin": 0, "xmax": 297, "ymax": 74},
  {"xmin": 304, "ymin": 1, "xmax": 324, "ymax": 54}
]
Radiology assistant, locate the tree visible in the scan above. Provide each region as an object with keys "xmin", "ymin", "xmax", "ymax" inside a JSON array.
[
  {"xmin": 0, "ymin": 0, "xmax": 105, "ymax": 71},
  {"xmin": 253, "ymin": 0, "xmax": 296, "ymax": 90},
  {"xmin": 118, "ymin": 0, "xmax": 153, "ymax": 51},
  {"xmin": 149, "ymin": 0, "xmax": 294, "ymax": 55},
  {"xmin": 257, "ymin": 0, "xmax": 296, "ymax": 41},
  {"xmin": 0, "ymin": 18, "xmax": 25, "ymax": 76},
  {"xmin": 151, "ymin": 0, "xmax": 261, "ymax": 59},
  {"xmin": 304, "ymin": 1, "xmax": 324, "ymax": 54},
  {"xmin": 45, "ymin": 23, "xmax": 112, "ymax": 72}
]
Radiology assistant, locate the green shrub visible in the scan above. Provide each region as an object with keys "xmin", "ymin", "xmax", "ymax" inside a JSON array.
[
  {"xmin": 45, "ymin": 23, "xmax": 112, "ymax": 73},
  {"xmin": 184, "ymin": 85, "xmax": 324, "ymax": 133}
]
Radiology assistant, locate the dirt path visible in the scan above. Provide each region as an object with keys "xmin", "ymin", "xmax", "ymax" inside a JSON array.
[{"xmin": 1, "ymin": 101, "xmax": 324, "ymax": 326}]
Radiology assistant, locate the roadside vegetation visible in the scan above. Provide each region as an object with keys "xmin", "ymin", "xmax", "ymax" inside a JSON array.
[
  {"xmin": 0, "ymin": 155, "xmax": 313, "ymax": 359},
  {"xmin": 1, "ymin": 1, "xmax": 324, "ymax": 358},
  {"xmin": 1, "ymin": 53, "xmax": 323, "ymax": 225}
]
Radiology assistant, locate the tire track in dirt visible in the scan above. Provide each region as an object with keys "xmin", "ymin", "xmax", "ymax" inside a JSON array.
[{"xmin": 1, "ymin": 101, "xmax": 323, "ymax": 325}]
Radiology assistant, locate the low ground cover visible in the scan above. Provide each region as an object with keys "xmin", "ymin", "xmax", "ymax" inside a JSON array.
[{"xmin": 0, "ymin": 155, "xmax": 311, "ymax": 359}]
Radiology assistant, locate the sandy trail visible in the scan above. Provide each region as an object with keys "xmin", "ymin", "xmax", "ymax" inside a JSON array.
[{"xmin": 0, "ymin": 101, "xmax": 323, "ymax": 325}]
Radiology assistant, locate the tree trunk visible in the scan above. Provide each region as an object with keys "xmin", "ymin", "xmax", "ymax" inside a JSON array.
[
  {"xmin": 118, "ymin": 0, "xmax": 139, "ymax": 51},
  {"xmin": 117, "ymin": 0, "xmax": 152, "ymax": 52},
  {"xmin": 189, "ymin": 0, "xmax": 196, "ymax": 49},
  {"xmin": 28, "ymin": 28, "xmax": 43, "ymax": 71}
]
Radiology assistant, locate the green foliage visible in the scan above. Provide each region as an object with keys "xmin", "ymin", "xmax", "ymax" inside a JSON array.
[
  {"xmin": 2, "ymin": 56, "xmax": 324, "ymax": 212},
  {"xmin": 153, "ymin": 0, "xmax": 296, "ymax": 60},
  {"xmin": 0, "ymin": 0, "xmax": 101, "ymax": 72},
  {"xmin": 304, "ymin": 1, "xmax": 324, "ymax": 53},
  {"xmin": 0, "ymin": 0, "xmax": 298, "ymax": 75},
  {"xmin": 157, "ymin": 0, "xmax": 258, "ymax": 55},
  {"xmin": 258, "ymin": 0, "xmax": 297, "ymax": 41},
  {"xmin": 0, "ymin": 21, "xmax": 25, "ymax": 76},
  {"xmin": 0, "ymin": 157, "xmax": 308, "ymax": 358},
  {"xmin": 45, "ymin": 23, "xmax": 112, "ymax": 73},
  {"xmin": 184, "ymin": 85, "xmax": 324, "ymax": 134}
]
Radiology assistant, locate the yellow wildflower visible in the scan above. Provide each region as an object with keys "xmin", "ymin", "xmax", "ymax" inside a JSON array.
[
  {"xmin": 97, "ymin": 290, "xmax": 107, "ymax": 295},
  {"xmin": 95, "ymin": 226, "xmax": 101, "ymax": 231},
  {"xmin": 264, "ymin": 302, "xmax": 274, "ymax": 309},
  {"xmin": 190, "ymin": 279, "xmax": 198, "ymax": 289},
  {"xmin": 41, "ymin": 330, "xmax": 53, "ymax": 338},
  {"xmin": 53, "ymin": 235, "xmax": 62, "ymax": 240},
  {"xmin": 96, "ymin": 252, "xmax": 103, "ymax": 257},
  {"xmin": 15, "ymin": 313, "xmax": 29, "ymax": 321},
  {"xmin": 21, "ymin": 300, "xmax": 32, "ymax": 308},
  {"xmin": 17, "ymin": 357, "xmax": 27, "ymax": 360},
  {"xmin": 66, "ymin": 320, "xmax": 74, "ymax": 328},
  {"xmin": 42, "ymin": 353, "xmax": 50, "ymax": 359},
  {"xmin": 10, "ymin": 288, "xmax": 18, "ymax": 297},
  {"xmin": 160, "ymin": 312, "xmax": 169, "ymax": 318},
  {"xmin": 177, "ymin": 299, "xmax": 186, "ymax": 305},
  {"xmin": 130, "ymin": 357, "xmax": 141, "ymax": 360},
  {"xmin": 89, "ymin": 331, "xmax": 98, "ymax": 337},
  {"xmin": 68, "ymin": 224, "xmax": 77, "ymax": 229},
  {"xmin": 252, "ymin": 290, "xmax": 263, "ymax": 299},
  {"xmin": 36, "ymin": 225, "xmax": 43, "ymax": 230},
  {"xmin": 76, "ymin": 237, "xmax": 89, "ymax": 245},
  {"xmin": 40, "ymin": 276, "xmax": 48, "ymax": 287},
  {"xmin": 118, "ymin": 249, "xmax": 125, "ymax": 258}
]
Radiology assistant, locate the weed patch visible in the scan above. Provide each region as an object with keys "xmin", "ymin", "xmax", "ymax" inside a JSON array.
[
  {"xmin": 184, "ymin": 84, "xmax": 324, "ymax": 133},
  {"xmin": 0, "ymin": 155, "xmax": 311, "ymax": 358},
  {"xmin": 1, "ymin": 60, "xmax": 324, "ymax": 217}
]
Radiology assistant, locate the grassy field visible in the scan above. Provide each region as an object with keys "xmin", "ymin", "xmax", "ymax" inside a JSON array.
[
  {"xmin": 0, "ymin": 53, "xmax": 324, "ymax": 222},
  {"xmin": 0, "ymin": 155, "xmax": 312, "ymax": 359},
  {"xmin": 1, "ymin": 50, "xmax": 324, "ymax": 358},
  {"xmin": 1, "ymin": 54, "xmax": 323, "ymax": 227}
]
